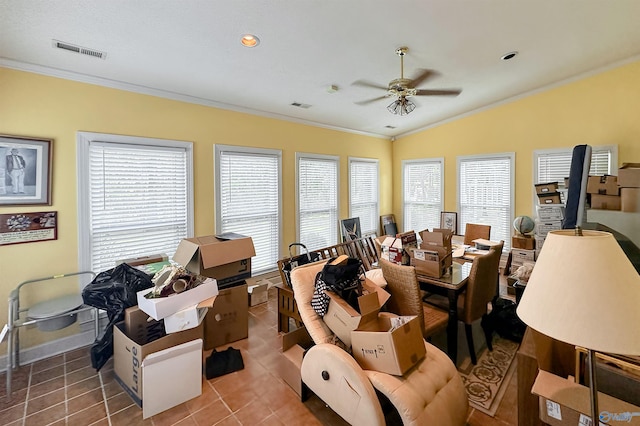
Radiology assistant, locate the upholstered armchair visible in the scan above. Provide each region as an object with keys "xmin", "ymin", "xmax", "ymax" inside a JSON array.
[{"xmin": 290, "ymin": 260, "xmax": 468, "ymax": 426}]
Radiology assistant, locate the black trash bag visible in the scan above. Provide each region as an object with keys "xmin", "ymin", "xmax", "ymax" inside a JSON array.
[
  {"xmin": 482, "ymin": 298, "xmax": 526, "ymax": 343},
  {"xmin": 205, "ymin": 347, "xmax": 244, "ymax": 379},
  {"xmin": 82, "ymin": 263, "xmax": 154, "ymax": 370}
]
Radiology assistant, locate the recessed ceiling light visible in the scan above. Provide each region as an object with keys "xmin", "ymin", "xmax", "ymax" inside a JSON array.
[
  {"xmin": 241, "ymin": 34, "xmax": 260, "ymax": 47},
  {"xmin": 501, "ymin": 51, "xmax": 518, "ymax": 61}
]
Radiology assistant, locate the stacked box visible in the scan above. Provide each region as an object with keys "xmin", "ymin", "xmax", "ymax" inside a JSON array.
[
  {"xmin": 511, "ymin": 235, "xmax": 535, "ymax": 250},
  {"xmin": 587, "ymin": 174, "xmax": 621, "ymax": 211},
  {"xmin": 535, "ymin": 182, "xmax": 562, "ymax": 205},
  {"xmin": 510, "ymin": 248, "xmax": 536, "ymax": 274},
  {"xmin": 536, "ymin": 205, "xmax": 565, "ymax": 221},
  {"xmin": 534, "ymin": 220, "xmax": 562, "ymax": 238},
  {"xmin": 618, "ymin": 164, "xmax": 640, "ymax": 212}
]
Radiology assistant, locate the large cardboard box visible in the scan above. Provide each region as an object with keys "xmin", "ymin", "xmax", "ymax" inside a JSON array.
[
  {"xmin": 351, "ymin": 315, "xmax": 426, "ymax": 376},
  {"xmin": 124, "ymin": 306, "xmax": 165, "ymax": 343},
  {"xmin": 409, "ymin": 248, "xmax": 451, "ymax": 278},
  {"xmin": 535, "ymin": 182, "xmax": 559, "ymax": 195},
  {"xmin": 137, "ymin": 278, "xmax": 219, "ymax": 321},
  {"xmin": 538, "ymin": 192, "xmax": 562, "ymax": 205},
  {"xmin": 587, "ymin": 175, "xmax": 620, "ymax": 195},
  {"xmin": 590, "ymin": 194, "xmax": 621, "ymax": 211},
  {"xmin": 278, "ymin": 326, "xmax": 314, "ymax": 397},
  {"xmin": 618, "ymin": 163, "xmax": 640, "ymax": 188},
  {"xmin": 531, "ymin": 370, "xmax": 640, "ymax": 426},
  {"xmin": 203, "ymin": 282, "xmax": 249, "ymax": 350},
  {"xmin": 323, "ymin": 279, "xmax": 391, "ymax": 347},
  {"xmin": 512, "ymin": 235, "xmax": 535, "ymax": 250},
  {"xmin": 621, "ymin": 188, "xmax": 640, "ymax": 212},
  {"xmin": 113, "ymin": 321, "xmax": 204, "ymax": 413},
  {"xmin": 173, "ymin": 233, "xmax": 256, "ymax": 287}
]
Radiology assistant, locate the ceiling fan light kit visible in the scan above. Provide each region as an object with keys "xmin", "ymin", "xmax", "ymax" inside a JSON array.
[{"xmin": 353, "ymin": 46, "xmax": 462, "ymax": 115}]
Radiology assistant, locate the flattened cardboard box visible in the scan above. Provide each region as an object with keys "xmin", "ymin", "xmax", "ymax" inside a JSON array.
[
  {"xmin": 531, "ymin": 370, "xmax": 640, "ymax": 426},
  {"xmin": 323, "ymin": 278, "xmax": 391, "ymax": 347},
  {"xmin": 351, "ymin": 314, "xmax": 426, "ymax": 376},
  {"xmin": 203, "ymin": 282, "xmax": 249, "ymax": 350},
  {"xmin": 113, "ymin": 321, "xmax": 203, "ymax": 409},
  {"xmin": 173, "ymin": 234, "xmax": 256, "ymax": 287}
]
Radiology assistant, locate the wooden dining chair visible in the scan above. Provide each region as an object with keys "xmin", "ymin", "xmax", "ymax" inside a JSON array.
[
  {"xmin": 463, "ymin": 223, "xmax": 491, "ymax": 246},
  {"xmin": 379, "ymin": 258, "xmax": 449, "ymax": 339},
  {"xmin": 425, "ymin": 242, "xmax": 504, "ymax": 364}
]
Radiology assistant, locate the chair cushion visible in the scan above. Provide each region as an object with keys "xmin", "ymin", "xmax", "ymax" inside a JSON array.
[
  {"xmin": 364, "ymin": 268, "xmax": 387, "ymax": 288},
  {"xmin": 365, "ymin": 341, "xmax": 468, "ymax": 426}
]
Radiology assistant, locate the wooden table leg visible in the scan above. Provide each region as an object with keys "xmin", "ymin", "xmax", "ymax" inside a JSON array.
[{"xmin": 447, "ymin": 289, "xmax": 459, "ymax": 364}]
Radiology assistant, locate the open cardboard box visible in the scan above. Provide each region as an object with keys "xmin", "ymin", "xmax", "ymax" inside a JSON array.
[
  {"xmin": 278, "ymin": 326, "xmax": 314, "ymax": 397},
  {"xmin": 351, "ymin": 314, "xmax": 426, "ymax": 376},
  {"xmin": 137, "ymin": 278, "xmax": 219, "ymax": 321},
  {"xmin": 323, "ymin": 278, "xmax": 391, "ymax": 347},
  {"xmin": 113, "ymin": 320, "xmax": 204, "ymax": 418},
  {"xmin": 173, "ymin": 233, "xmax": 255, "ymax": 287},
  {"xmin": 531, "ymin": 370, "xmax": 640, "ymax": 426},
  {"xmin": 246, "ymin": 277, "xmax": 270, "ymax": 306}
]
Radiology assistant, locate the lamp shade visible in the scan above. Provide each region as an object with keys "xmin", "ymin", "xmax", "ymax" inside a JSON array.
[{"xmin": 516, "ymin": 230, "xmax": 640, "ymax": 355}]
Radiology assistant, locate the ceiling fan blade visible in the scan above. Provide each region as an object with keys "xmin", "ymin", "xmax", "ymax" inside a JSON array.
[
  {"xmin": 352, "ymin": 80, "xmax": 388, "ymax": 91},
  {"xmin": 410, "ymin": 69, "xmax": 439, "ymax": 88},
  {"xmin": 415, "ymin": 88, "xmax": 462, "ymax": 97},
  {"xmin": 354, "ymin": 95, "xmax": 389, "ymax": 105}
]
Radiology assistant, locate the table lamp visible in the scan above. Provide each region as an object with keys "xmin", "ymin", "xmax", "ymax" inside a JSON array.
[{"xmin": 517, "ymin": 229, "xmax": 640, "ymax": 425}]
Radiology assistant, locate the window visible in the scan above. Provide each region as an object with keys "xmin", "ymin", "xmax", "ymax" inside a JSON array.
[
  {"xmin": 297, "ymin": 153, "xmax": 339, "ymax": 250},
  {"xmin": 77, "ymin": 132, "xmax": 193, "ymax": 273},
  {"xmin": 534, "ymin": 145, "xmax": 617, "ymax": 185},
  {"xmin": 215, "ymin": 145, "xmax": 281, "ymax": 274},
  {"xmin": 349, "ymin": 158, "xmax": 379, "ymax": 236},
  {"xmin": 402, "ymin": 159, "xmax": 444, "ymax": 233},
  {"xmin": 458, "ymin": 153, "xmax": 514, "ymax": 251}
]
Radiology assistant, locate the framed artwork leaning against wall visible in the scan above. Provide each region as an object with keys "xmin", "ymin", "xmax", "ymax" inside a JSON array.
[
  {"xmin": 440, "ymin": 211, "xmax": 458, "ymax": 235},
  {"xmin": 0, "ymin": 134, "xmax": 52, "ymax": 206}
]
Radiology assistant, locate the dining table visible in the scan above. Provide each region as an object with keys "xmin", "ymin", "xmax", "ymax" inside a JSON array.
[{"xmin": 416, "ymin": 261, "xmax": 472, "ymax": 365}]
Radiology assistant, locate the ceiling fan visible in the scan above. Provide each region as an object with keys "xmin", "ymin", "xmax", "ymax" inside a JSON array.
[{"xmin": 353, "ymin": 46, "xmax": 461, "ymax": 115}]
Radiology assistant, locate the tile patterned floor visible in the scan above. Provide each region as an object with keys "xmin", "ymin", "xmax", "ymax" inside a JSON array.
[{"xmin": 0, "ymin": 282, "xmax": 518, "ymax": 425}]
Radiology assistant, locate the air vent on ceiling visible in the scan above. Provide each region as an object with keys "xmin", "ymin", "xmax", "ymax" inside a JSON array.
[
  {"xmin": 290, "ymin": 102, "xmax": 311, "ymax": 109},
  {"xmin": 52, "ymin": 39, "xmax": 107, "ymax": 59},
  {"xmin": 385, "ymin": 125, "xmax": 396, "ymax": 129}
]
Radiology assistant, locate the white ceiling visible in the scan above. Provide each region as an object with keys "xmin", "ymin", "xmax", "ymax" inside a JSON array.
[{"xmin": 2, "ymin": 0, "xmax": 640, "ymax": 139}]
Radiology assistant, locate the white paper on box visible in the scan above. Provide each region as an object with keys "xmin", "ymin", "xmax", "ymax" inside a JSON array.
[
  {"xmin": 137, "ymin": 278, "xmax": 218, "ymax": 320},
  {"xmin": 142, "ymin": 339, "xmax": 203, "ymax": 418},
  {"xmin": 163, "ymin": 305, "xmax": 208, "ymax": 333},
  {"xmin": 546, "ymin": 400, "xmax": 562, "ymax": 420}
]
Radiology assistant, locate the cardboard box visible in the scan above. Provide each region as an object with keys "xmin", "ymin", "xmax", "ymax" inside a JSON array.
[
  {"xmin": 538, "ymin": 192, "xmax": 562, "ymax": 205},
  {"xmin": 203, "ymin": 282, "xmax": 249, "ymax": 350},
  {"xmin": 137, "ymin": 278, "xmax": 219, "ymax": 321},
  {"xmin": 163, "ymin": 305, "xmax": 208, "ymax": 333},
  {"xmin": 512, "ymin": 235, "xmax": 535, "ymax": 250},
  {"xmin": 621, "ymin": 188, "xmax": 640, "ymax": 212},
  {"xmin": 535, "ymin": 220, "xmax": 562, "ymax": 237},
  {"xmin": 124, "ymin": 306, "xmax": 165, "ymax": 344},
  {"xmin": 141, "ymin": 339, "xmax": 203, "ymax": 418},
  {"xmin": 590, "ymin": 194, "xmax": 621, "ymax": 211},
  {"xmin": 618, "ymin": 163, "xmax": 640, "ymax": 188},
  {"xmin": 351, "ymin": 315, "xmax": 426, "ymax": 376},
  {"xmin": 409, "ymin": 248, "xmax": 451, "ymax": 278},
  {"xmin": 536, "ymin": 204, "xmax": 565, "ymax": 221},
  {"xmin": 247, "ymin": 280, "xmax": 269, "ymax": 306},
  {"xmin": 535, "ymin": 182, "xmax": 559, "ymax": 195},
  {"xmin": 587, "ymin": 175, "xmax": 620, "ymax": 195},
  {"xmin": 113, "ymin": 321, "xmax": 203, "ymax": 412},
  {"xmin": 173, "ymin": 233, "xmax": 256, "ymax": 287},
  {"xmin": 532, "ymin": 370, "xmax": 640, "ymax": 426},
  {"xmin": 278, "ymin": 326, "xmax": 314, "ymax": 397},
  {"xmin": 323, "ymin": 279, "xmax": 391, "ymax": 347}
]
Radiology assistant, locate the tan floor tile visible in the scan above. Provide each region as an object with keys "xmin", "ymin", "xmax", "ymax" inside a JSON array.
[
  {"xmin": 67, "ymin": 401, "xmax": 108, "ymax": 425},
  {"xmin": 234, "ymin": 397, "xmax": 274, "ymax": 425},
  {"xmin": 174, "ymin": 416, "xmax": 198, "ymax": 425},
  {"xmin": 0, "ymin": 388, "xmax": 27, "ymax": 410},
  {"xmin": 24, "ymin": 401, "xmax": 66, "ymax": 426},
  {"xmin": 65, "ymin": 346, "xmax": 92, "ymax": 362},
  {"xmin": 186, "ymin": 381, "xmax": 220, "ymax": 414},
  {"xmin": 220, "ymin": 386, "xmax": 258, "ymax": 412},
  {"xmin": 274, "ymin": 400, "xmax": 323, "ymax": 426},
  {"xmin": 257, "ymin": 414, "xmax": 285, "ymax": 426},
  {"xmin": 151, "ymin": 402, "xmax": 191, "ymax": 426},
  {"xmin": 191, "ymin": 400, "xmax": 232, "ymax": 426},
  {"xmin": 0, "ymin": 403, "xmax": 25, "ymax": 425},
  {"xmin": 102, "ymin": 378, "xmax": 126, "ymax": 399},
  {"xmin": 67, "ymin": 365, "xmax": 99, "ymax": 385},
  {"xmin": 31, "ymin": 354, "xmax": 65, "ymax": 373},
  {"xmin": 66, "ymin": 355, "xmax": 92, "ymax": 373},
  {"xmin": 30, "ymin": 364, "xmax": 64, "ymax": 386},
  {"xmin": 106, "ymin": 392, "xmax": 135, "ymax": 415},
  {"xmin": 109, "ymin": 404, "xmax": 148, "ymax": 426},
  {"xmin": 26, "ymin": 387, "xmax": 65, "ymax": 415},
  {"xmin": 215, "ymin": 414, "xmax": 241, "ymax": 425},
  {"xmin": 89, "ymin": 418, "xmax": 111, "ymax": 426},
  {"xmin": 66, "ymin": 374, "xmax": 102, "ymax": 398},
  {"xmin": 28, "ymin": 375, "xmax": 65, "ymax": 399},
  {"xmin": 68, "ymin": 387, "xmax": 105, "ymax": 414}
]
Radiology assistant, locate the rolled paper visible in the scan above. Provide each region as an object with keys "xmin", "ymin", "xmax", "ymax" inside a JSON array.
[{"xmin": 173, "ymin": 278, "xmax": 188, "ymax": 293}]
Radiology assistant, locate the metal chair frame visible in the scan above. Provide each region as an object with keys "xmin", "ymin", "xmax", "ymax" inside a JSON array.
[{"xmin": 6, "ymin": 271, "xmax": 99, "ymax": 396}]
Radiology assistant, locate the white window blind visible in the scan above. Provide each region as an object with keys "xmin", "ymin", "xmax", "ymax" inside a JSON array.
[
  {"xmin": 216, "ymin": 146, "xmax": 281, "ymax": 274},
  {"xmin": 458, "ymin": 154, "xmax": 514, "ymax": 251},
  {"xmin": 79, "ymin": 136, "xmax": 192, "ymax": 273},
  {"xmin": 403, "ymin": 159, "xmax": 443, "ymax": 233},
  {"xmin": 535, "ymin": 146, "xmax": 616, "ymax": 185},
  {"xmin": 349, "ymin": 158, "xmax": 379, "ymax": 236},
  {"xmin": 297, "ymin": 154, "xmax": 339, "ymax": 250}
]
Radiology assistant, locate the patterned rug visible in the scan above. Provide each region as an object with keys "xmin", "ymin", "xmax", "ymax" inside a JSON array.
[{"xmin": 457, "ymin": 336, "xmax": 519, "ymax": 416}]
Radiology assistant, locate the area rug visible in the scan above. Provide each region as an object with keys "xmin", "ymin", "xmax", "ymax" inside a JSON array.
[{"xmin": 457, "ymin": 336, "xmax": 519, "ymax": 416}]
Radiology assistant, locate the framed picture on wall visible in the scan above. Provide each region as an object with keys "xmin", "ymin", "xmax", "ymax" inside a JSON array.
[
  {"xmin": 0, "ymin": 134, "xmax": 52, "ymax": 206},
  {"xmin": 440, "ymin": 211, "xmax": 458, "ymax": 235}
]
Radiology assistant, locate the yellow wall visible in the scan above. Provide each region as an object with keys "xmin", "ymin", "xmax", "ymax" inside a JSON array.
[
  {"xmin": 0, "ymin": 67, "xmax": 390, "ymax": 348},
  {"xmin": 392, "ymin": 60, "xmax": 640, "ymax": 231}
]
